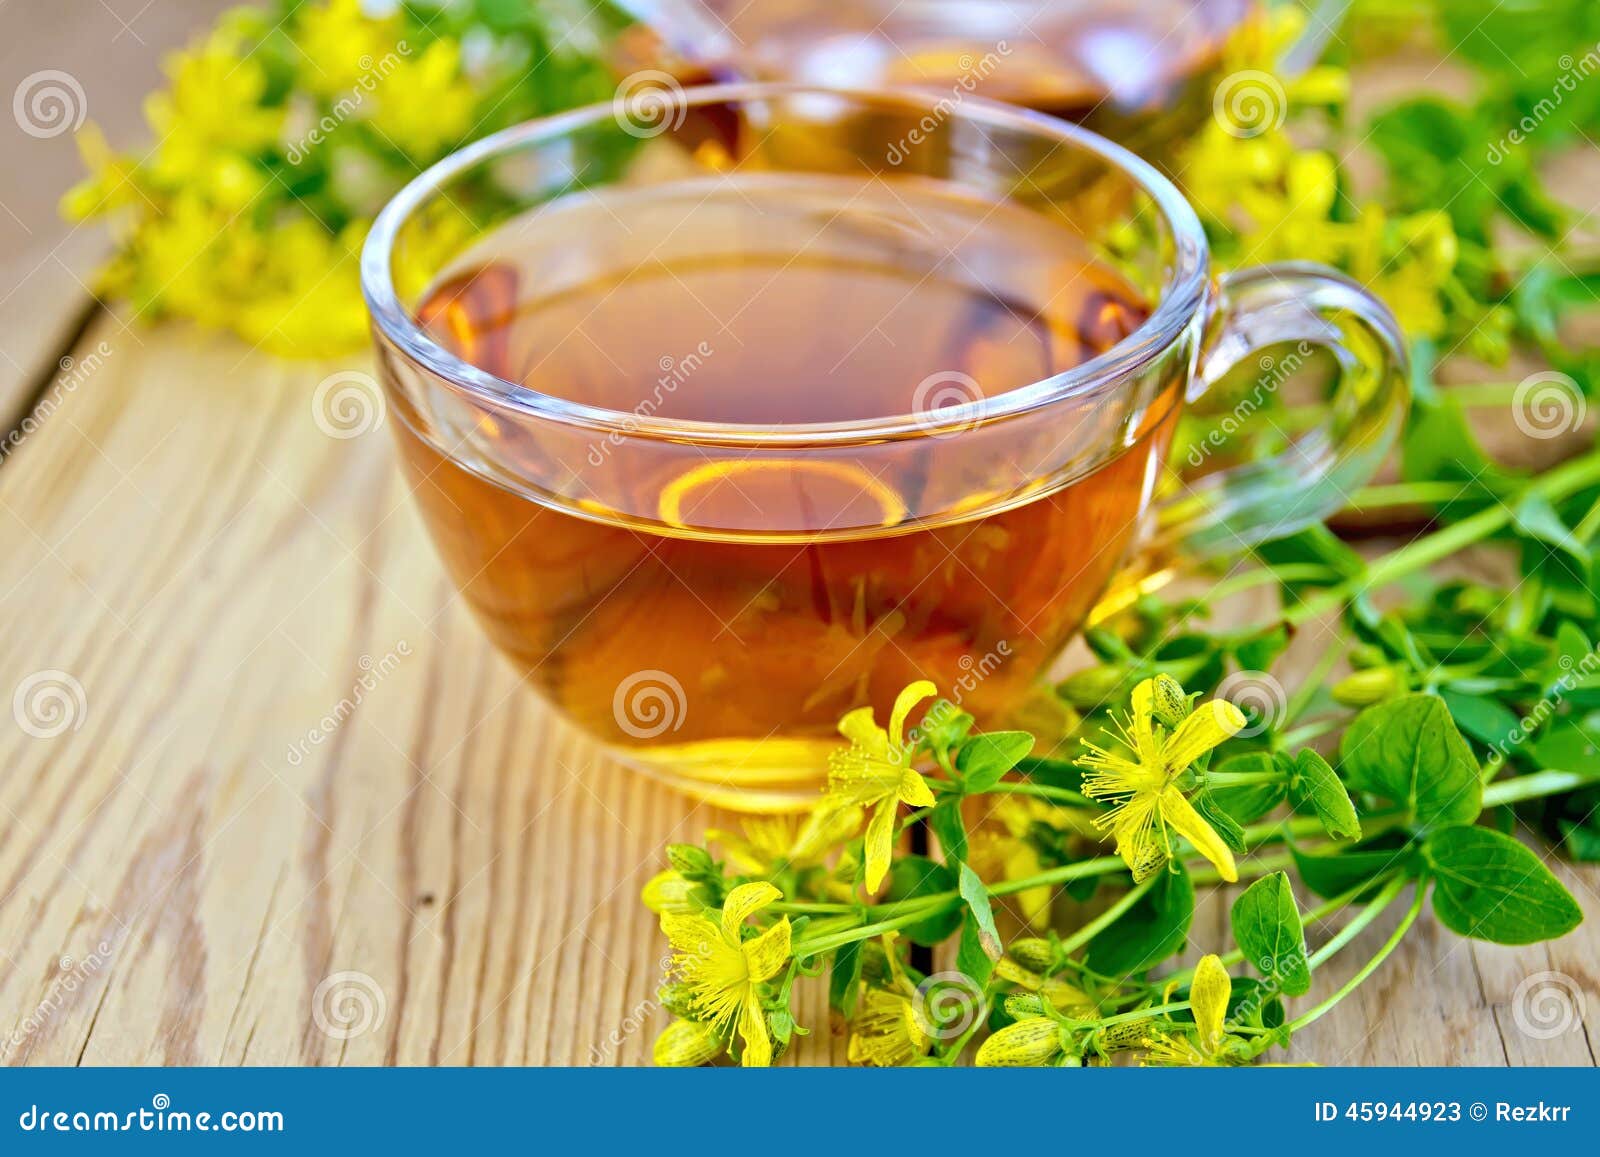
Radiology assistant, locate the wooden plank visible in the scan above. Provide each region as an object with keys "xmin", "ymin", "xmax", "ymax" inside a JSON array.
[{"xmin": 1, "ymin": 317, "xmax": 1595, "ymax": 1066}]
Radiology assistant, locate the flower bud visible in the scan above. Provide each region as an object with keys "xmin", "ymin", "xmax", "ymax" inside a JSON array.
[
  {"xmin": 975, "ymin": 1017, "xmax": 1064, "ymax": 1067},
  {"xmin": 666, "ymin": 843, "xmax": 715, "ymax": 878},
  {"xmin": 641, "ymin": 870, "xmax": 699, "ymax": 915},
  {"xmin": 1148, "ymin": 674, "xmax": 1189, "ymax": 728},
  {"xmin": 653, "ymin": 1019, "xmax": 724, "ymax": 1067},
  {"xmin": 1007, "ymin": 937, "xmax": 1056, "ymax": 974},
  {"xmin": 1003, "ymin": 994, "xmax": 1047, "ymax": 1019},
  {"xmin": 1331, "ymin": 667, "xmax": 1402, "ymax": 707},
  {"xmin": 1056, "ymin": 666, "xmax": 1127, "ymax": 709}
]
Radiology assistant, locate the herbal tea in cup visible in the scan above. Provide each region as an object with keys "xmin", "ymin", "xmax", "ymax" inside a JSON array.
[{"xmin": 363, "ymin": 85, "xmax": 1406, "ymax": 810}]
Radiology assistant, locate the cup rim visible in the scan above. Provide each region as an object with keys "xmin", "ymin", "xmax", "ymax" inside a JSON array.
[{"xmin": 360, "ymin": 81, "xmax": 1210, "ymax": 446}]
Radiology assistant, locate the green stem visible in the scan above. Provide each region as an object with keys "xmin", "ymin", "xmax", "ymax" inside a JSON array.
[
  {"xmin": 988, "ymin": 857, "xmax": 1128, "ymax": 898},
  {"xmin": 1350, "ymin": 481, "xmax": 1472, "ymax": 509},
  {"xmin": 981, "ymin": 781, "xmax": 1094, "ymax": 808},
  {"xmin": 1207, "ymin": 770, "xmax": 1284, "ymax": 787},
  {"xmin": 1057, "ymin": 875, "xmax": 1158, "ymax": 956},
  {"xmin": 1306, "ymin": 873, "xmax": 1407, "ymax": 969},
  {"xmin": 1189, "ymin": 850, "xmax": 1295, "ymax": 885},
  {"xmin": 1288, "ymin": 450, "xmax": 1600, "ymax": 626},
  {"xmin": 1288, "ymin": 883, "xmax": 1427, "ymax": 1032},
  {"xmin": 1482, "ymin": 768, "xmax": 1600, "ymax": 807}
]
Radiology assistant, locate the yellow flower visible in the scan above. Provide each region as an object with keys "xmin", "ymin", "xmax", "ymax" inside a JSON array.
[
  {"xmin": 294, "ymin": 0, "xmax": 403, "ymax": 99},
  {"xmin": 660, "ymin": 882, "xmax": 791, "ymax": 1067},
  {"xmin": 144, "ymin": 30, "xmax": 283, "ymax": 186},
  {"xmin": 641, "ymin": 870, "xmax": 700, "ymax": 915},
  {"xmin": 653, "ymin": 1018, "xmax": 725, "ymax": 1067},
  {"xmin": 368, "ymin": 40, "xmax": 477, "ymax": 160},
  {"xmin": 707, "ymin": 805, "xmax": 863, "ymax": 875},
  {"xmin": 1077, "ymin": 676, "xmax": 1244, "ymax": 883},
  {"xmin": 825, "ymin": 680, "xmax": 939, "ymax": 893},
  {"xmin": 974, "ymin": 1016, "xmax": 1066, "ymax": 1067},
  {"xmin": 846, "ymin": 989, "xmax": 933, "ymax": 1067},
  {"xmin": 1142, "ymin": 954, "xmax": 1235, "ymax": 1067}
]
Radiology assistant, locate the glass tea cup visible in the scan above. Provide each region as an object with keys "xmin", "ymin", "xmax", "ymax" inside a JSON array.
[
  {"xmin": 361, "ymin": 84, "xmax": 1405, "ymax": 812},
  {"xmin": 614, "ymin": 0, "xmax": 1348, "ymax": 159}
]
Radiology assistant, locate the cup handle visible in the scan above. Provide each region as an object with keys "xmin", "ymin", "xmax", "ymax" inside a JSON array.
[{"xmin": 1148, "ymin": 261, "xmax": 1410, "ymax": 561}]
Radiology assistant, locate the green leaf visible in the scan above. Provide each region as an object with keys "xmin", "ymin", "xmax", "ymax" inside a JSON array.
[
  {"xmin": 1530, "ymin": 716, "xmax": 1600, "ymax": 773},
  {"xmin": 957, "ymin": 732, "xmax": 1035, "ymax": 792},
  {"xmin": 1340, "ymin": 694, "xmax": 1482, "ymax": 829},
  {"xmin": 1085, "ymin": 864, "xmax": 1194, "ymax": 978},
  {"xmin": 1209, "ymin": 752, "xmax": 1288, "ymax": 822},
  {"xmin": 1438, "ymin": 688, "xmax": 1522, "ymax": 752},
  {"xmin": 957, "ymin": 863, "xmax": 1002, "ymax": 962},
  {"xmin": 886, "ymin": 857, "xmax": 962, "ymax": 945},
  {"xmin": 956, "ymin": 918, "xmax": 996, "ymax": 989},
  {"xmin": 828, "ymin": 940, "xmax": 864, "ymax": 1017},
  {"xmin": 928, "ymin": 799, "xmax": 969, "ymax": 865},
  {"xmin": 1289, "ymin": 749, "xmax": 1361, "ymax": 841},
  {"xmin": 1230, "ymin": 872, "xmax": 1311, "ymax": 996},
  {"xmin": 1193, "ymin": 790, "xmax": 1247, "ymax": 854},
  {"xmin": 1289, "ymin": 834, "xmax": 1413, "ymax": 900},
  {"xmin": 1425, "ymin": 825, "xmax": 1582, "ymax": 945}
]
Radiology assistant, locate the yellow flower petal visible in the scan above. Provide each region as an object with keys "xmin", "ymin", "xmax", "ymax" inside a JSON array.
[
  {"xmin": 1158, "ymin": 787, "xmax": 1238, "ymax": 883},
  {"xmin": 888, "ymin": 679, "xmax": 937, "ymax": 747},
  {"xmin": 719, "ymin": 881, "xmax": 782, "ymax": 942},
  {"xmin": 862, "ymin": 800, "xmax": 898, "ymax": 893},
  {"xmin": 653, "ymin": 1018, "xmax": 724, "ymax": 1067},
  {"xmin": 659, "ymin": 912, "xmax": 720, "ymax": 956},
  {"xmin": 737, "ymin": 991, "xmax": 773, "ymax": 1067},
  {"xmin": 1190, "ymin": 954, "xmax": 1232, "ymax": 1054},
  {"xmin": 1164, "ymin": 699, "xmax": 1246, "ymax": 771},
  {"xmin": 741, "ymin": 917, "xmax": 792, "ymax": 984},
  {"xmin": 974, "ymin": 1018, "xmax": 1062, "ymax": 1067},
  {"xmin": 837, "ymin": 706, "xmax": 888, "ymax": 754},
  {"xmin": 897, "ymin": 769, "xmax": 936, "ymax": 809}
]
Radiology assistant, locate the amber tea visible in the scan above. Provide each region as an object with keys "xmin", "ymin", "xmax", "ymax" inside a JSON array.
[{"xmin": 388, "ymin": 174, "xmax": 1183, "ymax": 806}]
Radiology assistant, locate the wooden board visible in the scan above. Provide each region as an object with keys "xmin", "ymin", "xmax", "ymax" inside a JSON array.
[{"xmin": 0, "ymin": 316, "xmax": 1596, "ymax": 1066}]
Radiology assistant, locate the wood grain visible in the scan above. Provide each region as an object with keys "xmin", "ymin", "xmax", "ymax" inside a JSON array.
[{"xmin": 0, "ymin": 316, "xmax": 1594, "ymax": 1066}]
